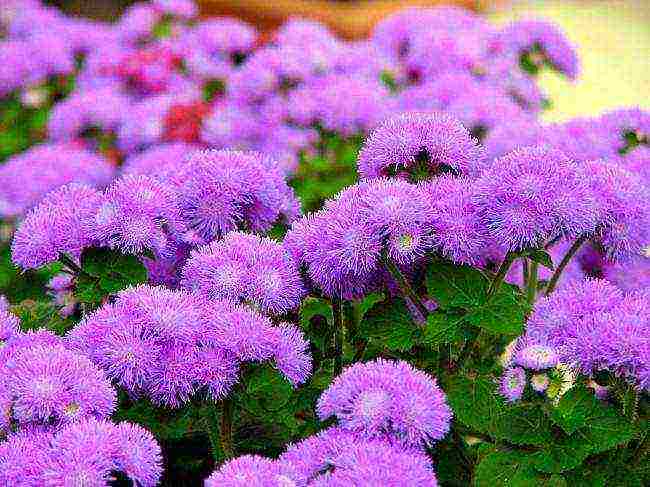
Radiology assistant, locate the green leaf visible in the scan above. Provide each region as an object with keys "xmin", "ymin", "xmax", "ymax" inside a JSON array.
[
  {"xmin": 299, "ymin": 297, "xmax": 333, "ymax": 352},
  {"xmin": 422, "ymin": 311, "xmax": 465, "ymax": 346},
  {"xmin": 475, "ymin": 451, "xmax": 566, "ymax": 487},
  {"xmin": 238, "ymin": 365, "xmax": 295, "ymax": 416},
  {"xmin": 10, "ymin": 299, "xmax": 73, "ymax": 335},
  {"xmin": 426, "ymin": 262, "xmax": 525, "ymax": 336},
  {"xmin": 549, "ymin": 385, "xmax": 602, "ymax": 434},
  {"xmin": 525, "ymin": 249, "xmax": 555, "ymax": 270},
  {"xmin": 495, "ymin": 403, "xmax": 553, "ymax": 446},
  {"xmin": 358, "ymin": 297, "xmax": 418, "ymax": 352},
  {"xmin": 75, "ymin": 248, "xmax": 148, "ymax": 304},
  {"xmin": 446, "ymin": 375, "xmax": 502, "ymax": 435},
  {"xmin": 532, "ymin": 435, "xmax": 592, "ymax": 473}
]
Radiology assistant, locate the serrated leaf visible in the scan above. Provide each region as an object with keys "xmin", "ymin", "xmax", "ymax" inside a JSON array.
[
  {"xmin": 446, "ymin": 376, "xmax": 502, "ymax": 434},
  {"xmin": 358, "ymin": 297, "xmax": 418, "ymax": 352},
  {"xmin": 532, "ymin": 435, "xmax": 592, "ymax": 473},
  {"xmin": 423, "ymin": 312, "xmax": 465, "ymax": 346},
  {"xmin": 299, "ymin": 297, "xmax": 333, "ymax": 352},
  {"xmin": 495, "ymin": 403, "xmax": 553, "ymax": 446},
  {"xmin": 426, "ymin": 262, "xmax": 525, "ymax": 336},
  {"xmin": 239, "ymin": 365, "xmax": 294, "ymax": 415},
  {"xmin": 475, "ymin": 451, "xmax": 566, "ymax": 487}
]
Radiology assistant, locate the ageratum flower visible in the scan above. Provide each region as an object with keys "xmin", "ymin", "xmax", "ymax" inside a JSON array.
[
  {"xmin": 530, "ymin": 373, "xmax": 550, "ymax": 393},
  {"xmin": 47, "ymin": 87, "xmax": 131, "ymax": 142},
  {"xmin": 317, "ymin": 359, "xmax": 452, "ymax": 448},
  {"xmin": 473, "ymin": 146, "xmax": 601, "ymax": 252},
  {"xmin": 119, "ymin": 142, "xmax": 196, "ymax": 178},
  {"xmin": 490, "ymin": 20, "xmax": 579, "ymax": 79},
  {"xmin": 512, "ymin": 335, "xmax": 559, "ymax": 370},
  {"xmin": 541, "ymin": 117, "xmax": 619, "ymax": 163},
  {"xmin": 0, "ymin": 345, "xmax": 116, "ymax": 433},
  {"xmin": 0, "ymin": 308, "xmax": 20, "ymax": 345},
  {"xmin": 498, "ymin": 367, "xmax": 526, "ymax": 403},
  {"xmin": 525, "ymin": 279, "xmax": 650, "ymax": 389},
  {"xmin": 181, "ymin": 231, "xmax": 305, "ymax": 315},
  {"xmin": 395, "ymin": 72, "xmax": 480, "ymax": 113},
  {"xmin": 482, "ymin": 118, "xmax": 545, "ymax": 161},
  {"xmin": 0, "ymin": 143, "xmax": 115, "ymax": 218},
  {"xmin": 152, "ymin": 0, "xmax": 198, "ymax": 19},
  {"xmin": 582, "ymin": 160, "xmax": 650, "ymax": 261},
  {"xmin": 37, "ymin": 419, "xmax": 162, "ymax": 487},
  {"xmin": 89, "ymin": 174, "xmax": 185, "ymax": 256},
  {"xmin": 68, "ymin": 285, "xmax": 310, "ymax": 407},
  {"xmin": 281, "ymin": 426, "xmax": 438, "ymax": 486},
  {"xmin": 599, "ymin": 107, "xmax": 649, "ymax": 152},
  {"xmin": 12, "ymin": 184, "xmax": 102, "ymax": 269},
  {"xmin": 602, "ymin": 254, "xmax": 650, "ymax": 293},
  {"xmin": 170, "ymin": 149, "xmax": 300, "ymax": 242},
  {"xmin": 357, "ymin": 112, "xmax": 486, "ymax": 181},
  {"xmin": 423, "ymin": 176, "xmax": 488, "ymax": 265},
  {"xmin": 205, "ymin": 455, "xmax": 301, "ymax": 487},
  {"xmin": 0, "ymin": 430, "xmax": 52, "ymax": 486},
  {"xmin": 619, "ymin": 146, "xmax": 650, "ymax": 185}
]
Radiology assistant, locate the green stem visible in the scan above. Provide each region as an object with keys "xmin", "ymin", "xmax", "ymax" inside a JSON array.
[
  {"xmin": 332, "ymin": 298, "xmax": 344, "ymax": 377},
  {"xmin": 522, "ymin": 259, "xmax": 529, "ymax": 287},
  {"xmin": 545, "ymin": 235, "xmax": 588, "ymax": 295},
  {"xmin": 487, "ymin": 252, "xmax": 517, "ymax": 298},
  {"xmin": 382, "ymin": 254, "xmax": 429, "ymax": 319},
  {"xmin": 526, "ymin": 260, "xmax": 539, "ymax": 307},
  {"xmin": 59, "ymin": 253, "xmax": 85, "ymax": 276},
  {"xmin": 219, "ymin": 398, "xmax": 234, "ymax": 460}
]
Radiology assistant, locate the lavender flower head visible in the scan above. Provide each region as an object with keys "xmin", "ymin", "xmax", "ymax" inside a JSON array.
[
  {"xmin": 1, "ymin": 345, "xmax": 116, "ymax": 433},
  {"xmin": 473, "ymin": 146, "xmax": 601, "ymax": 252},
  {"xmin": 582, "ymin": 159, "xmax": 650, "ymax": 261},
  {"xmin": 498, "ymin": 367, "xmax": 526, "ymax": 403},
  {"xmin": 37, "ymin": 418, "xmax": 162, "ymax": 487},
  {"xmin": 482, "ymin": 118, "xmax": 545, "ymax": 161},
  {"xmin": 170, "ymin": 149, "xmax": 300, "ymax": 243},
  {"xmin": 281, "ymin": 426, "xmax": 438, "ymax": 486},
  {"xmin": 490, "ymin": 19, "xmax": 579, "ymax": 79},
  {"xmin": 525, "ymin": 279, "xmax": 650, "ymax": 389},
  {"xmin": 47, "ymin": 87, "xmax": 131, "ymax": 142},
  {"xmin": 0, "ymin": 308, "xmax": 20, "ymax": 345},
  {"xmin": 619, "ymin": 146, "xmax": 650, "ymax": 185},
  {"xmin": 121, "ymin": 142, "xmax": 200, "ymax": 177},
  {"xmin": 0, "ymin": 143, "xmax": 115, "ymax": 218},
  {"xmin": 12, "ymin": 184, "xmax": 102, "ymax": 269},
  {"xmin": 152, "ymin": 0, "xmax": 198, "ymax": 19},
  {"xmin": 512, "ymin": 335, "xmax": 559, "ymax": 370},
  {"xmin": 357, "ymin": 112, "xmax": 486, "ymax": 180},
  {"xmin": 68, "ymin": 285, "xmax": 311, "ymax": 406},
  {"xmin": 89, "ymin": 174, "xmax": 185, "ymax": 256},
  {"xmin": 602, "ymin": 254, "xmax": 650, "ymax": 293},
  {"xmin": 181, "ymin": 231, "xmax": 305, "ymax": 315},
  {"xmin": 205, "ymin": 455, "xmax": 300, "ymax": 487},
  {"xmin": 317, "ymin": 359, "xmax": 452, "ymax": 448},
  {"xmin": 599, "ymin": 107, "xmax": 649, "ymax": 152},
  {"xmin": 541, "ymin": 117, "xmax": 619, "ymax": 163},
  {"xmin": 395, "ymin": 72, "xmax": 480, "ymax": 113},
  {"xmin": 0, "ymin": 430, "xmax": 52, "ymax": 486},
  {"xmin": 423, "ymin": 176, "xmax": 488, "ymax": 265}
]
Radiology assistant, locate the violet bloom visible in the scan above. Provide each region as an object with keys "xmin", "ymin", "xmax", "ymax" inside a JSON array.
[
  {"xmin": 395, "ymin": 72, "xmax": 480, "ymax": 113},
  {"xmin": 121, "ymin": 142, "xmax": 200, "ymax": 177},
  {"xmin": 170, "ymin": 149, "xmax": 300, "ymax": 242},
  {"xmin": 0, "ymin": 430, "xmax": 52, "ymax": 487},
  {"xmin": 619, "ymin": 146, "xmax": 650, "ymax": 185},
  {"xmin": 12, "ymin": 184, "xmax": 102, "ymax": 269},
  {"xmin": 37, "ymin": 418, "xmax": 162, "ymax": 487},
  {"xmin": 512, "ymin": 335, "xmax": 559, "ymax": 370},
  {"xmin": 181, "ymin": 231, "xmax": 305, "ymax": 315},
  {"xmin": 482, "ymin": 118, "xmax": 545, "ymax": 161},
  {"xmin": 47, "ymin": 87, "xmax": 131, "ymax": 142},
  {"xmin": 281, "ymin": 426, "xmax": 438, "ymax": 486},
  {"xmin": 498, "ymin": 367, "xmax": 526, "ymax": 403},
  {"xmin": 541, "ymin": 117, "xmax": 619, "ymax": 163},
  {"xmin": 473, "ymin": 146, "xmax": 600, "ymax": 252},
  {"xmin": 357, "ymin": 112, "xmax": 486, "ymax": 181},
  {"xmin": 0, "ymin": 143, "xmax": 115, "ymax": 218},
  {"xmin": 602, "ymin": 254, "xmax": 650, "ymax": 293},
  {"xmin": 423, "ymin": 176, "xmax": 488, "ymax": 265},
  {"xmin": 67, "ymin": 285, "xmax": 310, "ymax": 407},
  {"xmin": 205, "ymin": 455, "xmax": 301, "ymax": 487},
  {"xmin": 1, "ymin": 345, "xmax": 116, "ymax": 434},
  {"xmin": 582, "ymin": 160, "xmax": 650, "ymax": 261},
  {"xmin": 317, "ymin": 359, "xmax": 452, "ymax": 448},
  {"xmin": 0, "ymin": 308, "xmax": 20, "ymax": 345},
  {"xmin": 599, "ymin": 107, "xmax": 649, "ymax": 152},
  {"xmin": 152, "ymin": 0, "xmax": 198, "ymax": 19},
  {"xmin": 90, "ymin": 174, "xmax": 185, "ymax": 256},
  {"xmin": 490, "ymin": 20, "xmax": 579, "ymax": 79}
]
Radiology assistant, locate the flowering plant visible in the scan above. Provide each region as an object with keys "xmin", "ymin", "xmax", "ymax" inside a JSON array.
[{"xmin": 0, "ymin": 1, "xmax": 648, "ymax": 485}]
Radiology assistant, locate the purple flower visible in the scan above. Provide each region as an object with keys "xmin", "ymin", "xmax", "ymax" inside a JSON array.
[
  {"xmin": 0, "ymin": 308, "xmax": 20, "ymax": 344},
  {"xmin": 530, "ymin": 373, "xmax": 550, "ymax": 393},
  {"xmin": 599, "ymin": 107, "xmax": 649, "ymax": 152},
  {"xmin": 524, "ymin": 279, "xmax": 650, "ymax": 389},
  {"xmin": 152, "ymin": 0, "xmax": 198, "ymax": 19},
  {"xmin": 482, "ymin": 119, "xmax": 545, "ymax": 161},
  {"xmin": 395, "ymin": 72, "xmax": 480, "ymax": 112},
  {"xmin": 357, "ymin": 112, "xmax": 486, "ymax": 180},
  {"xmin": 0, "ymin": 430, "xmax": 52, "ymax": 486},
  {"xmin": 170, "ymin": 149, "xmax": 300, "ymax": 242},
  {"xmin": 38, "ymin": 419, "xmax": 162, "ymax": 487},
  {"xmin": 0, "ymin": 143, "xmax": 115, "ymax": 218},
  {"xmin": 498, "ymin": 367, "xmax": 526, "ymax": 403},
  {"xmin": 619, "ymin": 146, "xmax": 650, "ymax": 185},
  {"xmin": 490, "ymin": 20, "xmax": 579, "ymax": 79},
  {"xmin": 423, "ymin": 176, "xmax": 488, "ymax": 265},
  {"xmin": 47, "ymin": 87, "xmax": 131, "ymax": 142},
  {"xmin": 12, "ymin": 184, "xmax": 103, "ymax": 269},
  {"xmin": 512, "ymin": 336, "xmax": 559, "ymax": 370},
  {"xmin": 205, "ymin": 455, "xmax": 301, "ymax": 487},
  {"xmin": 602, "ymin": 254, "xmax": 650, "ymax": 293},
  {"xmin": 281, "ymin": 426, "xmax": 438, "ymax": 486},
  {"xmin": 181, "ymin": 231, "xmax": 305, "ymax": 315},
  {"xmin": 542, "ymin": 117, "xmax": 619, "ymax": 163},
  {"xmin": 473, "ymin": 146, "xmax": 601, "ymax": 252},
  {"xmin": 1, "ymin": 345, "xmax": 116, "ymax": 433},
  {"xmin": 89, "ymin": 174, "xmax": 185, "ymax": 256},
  {"xmin": 121, "ymin": 142, "xmax": 200, "ymax": 177},
  {"xmin": 582, "ymin": 160, "xmax": 650, "ymax": 261},
  {"xmin": 317, "ymin": 359, "xmax": 452, "ymax": 448}
]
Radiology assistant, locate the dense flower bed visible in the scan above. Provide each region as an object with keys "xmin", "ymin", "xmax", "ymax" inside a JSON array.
[{"xmin": 0, "ymin": 0, "xmax": 648, "ymax": 485}]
